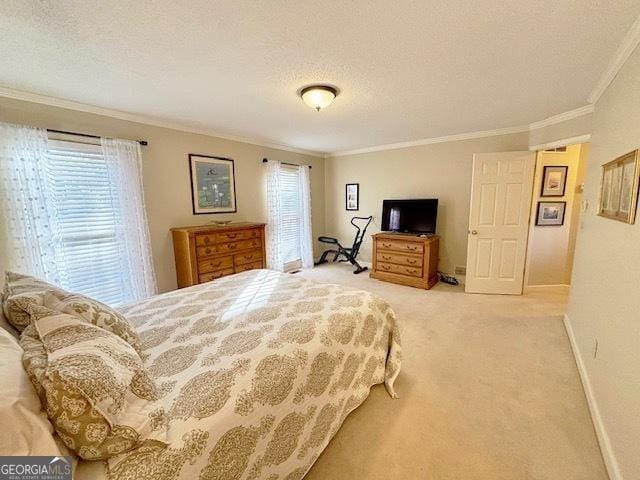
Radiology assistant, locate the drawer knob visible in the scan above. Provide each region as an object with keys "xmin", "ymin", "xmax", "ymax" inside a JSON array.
[
  {"xmin": 381, "ymin": 265, "xmax": 390, "ymax": 271},
  {"xmin": 227, "ymin": 234, "xmax": 237, "ymax": 239},
  {"xmin": 407, "ymin": 269, "xmax": 416, "ymax": 274},
  {"xmin": 406, "ymin": 245, "xmax": 417, "ymax": 251},
  {"xmin": 382, "ymin": 255, "xmax": 391, "ymax": 260},
  {"xmin": 407, "ymin": 259, "xmax": 417, "ymax": 264},
  {"xmin": 382, "ymin": 243, "xmax": 392, "ymax": 248},
  {"xmin": 204, "ymin": 237, "xmax": 210, "ymax": 244},
  {"xmin": 229, "ymin": 244, "xmax": 237, "ymax": 250}
]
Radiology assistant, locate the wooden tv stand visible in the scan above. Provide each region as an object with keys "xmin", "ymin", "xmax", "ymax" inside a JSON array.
[{"xmin": 370, "ymin": 232, "xmax": 439, "ymax": 289}]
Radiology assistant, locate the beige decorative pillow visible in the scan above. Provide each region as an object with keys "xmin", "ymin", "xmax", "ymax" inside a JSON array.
[
  {"xmin": 2, "ymin": 271, "xmax": 69, "ymax": 332},
  {"xmin": 44, "ymin": 292, "xmax": 143, "ymax": 355},
  {"xmin": 21, "ymin": 304, "xmax": 166, "ymax": 460},
  {"xmin": 3, "ymin": 272, "xmax": 142, "ymax": 354}
]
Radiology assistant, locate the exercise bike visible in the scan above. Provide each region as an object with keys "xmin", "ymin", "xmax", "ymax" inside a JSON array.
[{"xmin": 315, "ymin": 216, "xmax": 373, "ymax": 274}]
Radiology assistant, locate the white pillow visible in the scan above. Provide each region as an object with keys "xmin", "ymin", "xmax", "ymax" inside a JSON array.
[
  {"xmin": 0, "ymin": 292, "xmax": 19, "ymax": 339},
  {"xmin": 0, "ymin": 327, "xmax": 68, "ymax": 455}
]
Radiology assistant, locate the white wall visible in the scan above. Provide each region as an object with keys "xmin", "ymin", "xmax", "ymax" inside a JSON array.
[
  {"xmin": 0, "ymin": 97, "xmax": 325, "ymax": 293},
  {"xmin": 324, "ymin": 132, "xmax": 530, "ymax": 274},
  {"xmin": 566, "ymin": 44, "xmax": 640, "ymax": 479},
  {"xmin": 525, "ymin": 144, "xmax": 587, "ymax": 286}
]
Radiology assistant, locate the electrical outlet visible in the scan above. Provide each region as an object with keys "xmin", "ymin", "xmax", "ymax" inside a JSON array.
[
  {"xmin": 594, "ymin": 339, "xmax": 599, "ymax": 359},
  {"xmin": 454, "ymin": 265, "xmax": 467, "ymax": 276}
]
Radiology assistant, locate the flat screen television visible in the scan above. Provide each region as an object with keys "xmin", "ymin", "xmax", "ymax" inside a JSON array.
[{"xmin": 381, "ymin": 199, "xmax": 438, "ymax": 234}]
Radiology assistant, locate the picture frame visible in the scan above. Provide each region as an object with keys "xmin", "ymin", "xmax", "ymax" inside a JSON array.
[
  {"xmin": 536, "ymin": 201, "xmax": 566, "ymax": 226},
  {"xmin": 188, "ymin": 154, "xmax": 237, "ymax": 214},
  {"xmin": 598, "ymin": 149, "xmax": 640, "ymax": 224},
  {"xmin": 540, "ymin": 165, "xmax": 568, "ymax": 197},
  {"xmin": 346, "ymin": 183, "xmax": 359, "ymax": 211}
]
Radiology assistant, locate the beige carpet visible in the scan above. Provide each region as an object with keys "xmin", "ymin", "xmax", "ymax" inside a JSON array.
[{"xmin": 296, "ymin": 263, "xmax": 608, "ymax": 480}]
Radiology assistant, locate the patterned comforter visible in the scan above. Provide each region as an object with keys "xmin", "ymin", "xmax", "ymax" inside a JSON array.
[{"xmin": 75, "ymin": 269, "xmax": 401, "ymax": 480}]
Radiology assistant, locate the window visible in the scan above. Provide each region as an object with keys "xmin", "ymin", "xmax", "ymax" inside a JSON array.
[
  {"xmin": 278, "ymin": 164, "xmax": 303, "ymax": 271},
  {"xmin": 0, "ymin": 123, "xmax": 156, "ymax": 306},
  {"xmin": 46, "ymin": 140, "xmax": 127, "ymax": 304}
]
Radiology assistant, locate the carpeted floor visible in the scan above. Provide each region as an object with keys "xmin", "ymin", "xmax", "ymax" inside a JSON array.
[{"xmin": 297, "ymin": 263, "xmax": 608, "ymax": 480}]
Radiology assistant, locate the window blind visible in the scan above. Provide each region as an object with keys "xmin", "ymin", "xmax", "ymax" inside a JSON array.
[
  {"xmin": 46, "ymin": 140, "xmax": 126, "ymax": 305},
  {"xmin": 278, "ymin": 165, "xmax": 302, "ymax": 271}
]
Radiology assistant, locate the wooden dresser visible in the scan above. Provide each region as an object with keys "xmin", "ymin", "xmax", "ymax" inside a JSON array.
[
  {"xmin": 370, "ymin": 232, "xmax": 439, "ymax": 289},
  {"xmin": 171, "ymin": 222, "xmax": 266, "ymax": 288}
]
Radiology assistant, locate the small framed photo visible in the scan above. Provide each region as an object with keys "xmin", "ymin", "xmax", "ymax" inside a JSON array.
[
  {"xmin": 541, "ymin": 166, "xmax": 568, "ymax": 197},
  {"xmin": 536, "ymin": 201, "xmax": 566, "ymax": 226},
  {"xmin": 346, "ymin": 183, "xmax": 359, "ymax": 211},
  {"xmin": 598, "ymin": 149, "xmax": 639, "ymax": 224},
  {"xmin": 189, "ymin": 154, "xmax": 237, "ymax": 214}
]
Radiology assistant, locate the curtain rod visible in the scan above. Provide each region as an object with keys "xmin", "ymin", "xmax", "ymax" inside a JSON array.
[
  {"xmin": 47, "ymin": 129, "xmax": 148, "ymax": 146},
  {"xmin": 262, "ymin": 158, "xmax": 311, "ymax": 169}
]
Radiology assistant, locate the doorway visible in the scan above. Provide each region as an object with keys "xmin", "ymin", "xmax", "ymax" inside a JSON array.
[{"xmin": 523, "ymin": 143, "xmax": 589, "ymax": 291}]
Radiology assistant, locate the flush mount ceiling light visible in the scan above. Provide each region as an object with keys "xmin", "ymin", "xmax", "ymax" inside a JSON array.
[{"xmin": 300, "ymin": 85, "xmax": 338, "ymax": 111}]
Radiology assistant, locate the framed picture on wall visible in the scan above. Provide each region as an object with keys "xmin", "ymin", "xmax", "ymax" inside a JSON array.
[
  {"xmin": 536, "ymin": 201, "xmax": 566, "ymax": 226},
  {"xmin": 541, "ymin": 165, "xmax": 568, "ymax": 197},
  {"xmin": 189, "ymin": 154, "xmax": 237, "ymax": 214},
  {"xmin": 598, "ymin": 149, "xmax": 640, "ymax": 224},
  {"xmin": 346, "ymin": 183, "xmax": 359, "ymax": 211}
]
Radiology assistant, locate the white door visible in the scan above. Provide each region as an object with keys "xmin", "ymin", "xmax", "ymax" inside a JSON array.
[{"xmin": 466, "ymin": 151, "xmax": 536, "ymax": 294}]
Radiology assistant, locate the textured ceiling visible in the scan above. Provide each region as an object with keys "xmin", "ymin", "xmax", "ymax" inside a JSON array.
[{"xmin": 1, "ymin": 1, "xmax": 639, "ymax": 154}]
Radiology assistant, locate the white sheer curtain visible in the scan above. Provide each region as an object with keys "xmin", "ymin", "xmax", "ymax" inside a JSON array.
[
  {"xmin": 102, "ymin": 138, "xmax": 157, "ymax": 300},
  {"xmin": 298, "ymin": 165, "xmax": 314, "ymax": 269},
  {"xmin": 264, "ymin": 160, "xmax": 314, "ymax": 272},
  {"xmin": 0, "ymin": 121, "xmax": 156, "ymax": 304},
  {"xmin": 265, "ymin": 160, "xmax": 284, "ymax": 271},
  {"xmin": 0, "ymin": 122, "xmax": 63, "ymax": 284}
]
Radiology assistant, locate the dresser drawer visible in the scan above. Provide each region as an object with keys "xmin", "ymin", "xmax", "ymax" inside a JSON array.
[
  {"xmin": 197, "ymin": 238, "xmax": 261, "ymax": 258},
  {"xmin": 235, "ymin": 260, "xmax": 263, "ymax": 273},
  {"xmin": 220, "ymin": 238, "xmax": 261, "ymax": 254},
  {"xmin": 234, "ymin": 249, "xmax": 263, "ymax": 266},
  {"xmin": 216, "ymin": 229, "xmax": 260, "ymax": 243},
  {"xmin": 198, "ymin": 256, "xmax": 233, "ymax": 274},
  {"xmin": 376, "ymin": 251, "xmax": 422, "ymax": 267},
  {"xmin": 376, "ymin": 239, "xmax": 424, "ymax": 254},
  {"xmin": 199, "ymin": 267, "xmax": 235, "ymax": 283},
  {"xmin": 376, "ymin": 262, "xmax": 422, "ymax": 278}
]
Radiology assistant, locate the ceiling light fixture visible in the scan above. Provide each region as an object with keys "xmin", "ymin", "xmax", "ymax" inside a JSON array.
[{"xmin": 300, "ymin": 85, "xmax": 338, "ymax": 112}]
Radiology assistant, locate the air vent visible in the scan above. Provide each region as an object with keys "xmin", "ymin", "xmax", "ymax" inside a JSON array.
[
  {"xmin": 543, "ymin": 146, "xmax": 567, "ymax": 153},
  {"xmin": 454, "ymin": 265, "xmax": 467, "ymax": 276}
]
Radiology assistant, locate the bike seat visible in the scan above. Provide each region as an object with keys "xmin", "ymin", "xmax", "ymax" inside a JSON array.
[{"xmin": 318, "ymin": 236, "xmax": 339, "ymax": 244}]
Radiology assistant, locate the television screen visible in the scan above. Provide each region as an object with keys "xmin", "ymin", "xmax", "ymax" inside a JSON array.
[{"xmin": 381, "ymin": 199, "xmax": 438, "ymax": 234}]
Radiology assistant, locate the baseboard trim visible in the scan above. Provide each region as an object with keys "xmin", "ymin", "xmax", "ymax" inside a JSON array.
[
  {"xmin": 563, "ymin": 314, "xmax": 621, "ymax": 480},
  {"xmin": 524, "ymin": 284, "xmax": 571, "ymax": 294}
]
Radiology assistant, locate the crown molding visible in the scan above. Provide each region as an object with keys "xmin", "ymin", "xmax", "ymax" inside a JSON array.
[
  {"xmin": 529, "ymin": 134, "xmax": 592, "ymax": 152},
  {"xmin": 528, "ymin": 104, "xmax": 594, "ymax": 131},
  {"xmin": 329, "ymin": 124, "xmax": 530, "ymax": 157},
  {"xmin": 588, "ymin": 13, "xmax": 640, "ymax": 104},
  {"xmin": 329, "ymin": 104, "xmax": 595, "ymax": 157},
  {"xmin": 0, "ymin": 86, "xmax": 324, "ymax": 157}
]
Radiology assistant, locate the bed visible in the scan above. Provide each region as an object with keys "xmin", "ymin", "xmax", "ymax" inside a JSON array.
[{"xmin": 75, "ymin": 269, "xmax": 401, "ymax": 480}]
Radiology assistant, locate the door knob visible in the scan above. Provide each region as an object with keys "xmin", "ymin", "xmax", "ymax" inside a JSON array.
[{"xmin": 470, "ymin": 230, "xmax": 478, "ymax": 235}]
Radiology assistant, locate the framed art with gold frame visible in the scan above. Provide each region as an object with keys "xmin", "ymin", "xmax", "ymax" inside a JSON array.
[{"xmin": 598, "ymin": 149, "xmax": 640, "ymax": 224}]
